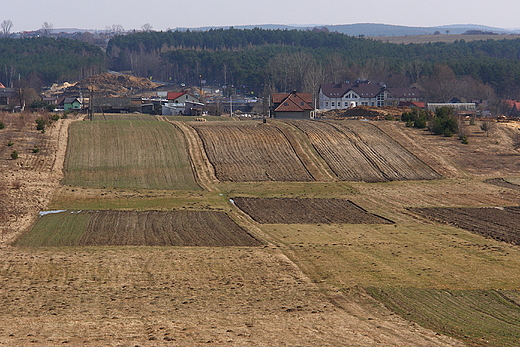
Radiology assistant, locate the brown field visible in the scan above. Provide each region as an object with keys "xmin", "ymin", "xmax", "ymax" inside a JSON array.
[
  {"xmin": 233, "ymin": 197, "xmax": 393, "ymax": 224},
  {"xmin": 191, "ymin": 121, "xmax": 315, "ymax": 182},
  {"xmin": 16, "ymin": 210, "xmax": 262, "ymax": 247},
  {"xmin": 3, "ymin": 114, "xmax": 520, "ymax": 346},
  {"xmin": 374, "ymin": 120, "xmax": 520, "ymax": 178},
  {"xmin": 289, "ymin": 120, "xmax": 440, "ymax": 182},
  {"xmin": 485, "ymin": 177, "xmax": 520, "ymax": 191},
  {"xmin": 410, "ymin": 206, "xmax": 520, "ymax": 245}
]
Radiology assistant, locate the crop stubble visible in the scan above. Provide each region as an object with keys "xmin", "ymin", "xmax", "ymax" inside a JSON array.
[
  {"xmin": 289, "ymin": 120, "xmax": 441, "ymax": 182},
  {"xmin": 191, "ymin": 122, "xmax": 315, "ymax": 182}
]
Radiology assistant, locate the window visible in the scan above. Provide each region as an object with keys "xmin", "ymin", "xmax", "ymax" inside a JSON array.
[
  {"xmin": 345, "ymin": 102, "xmax": 349, "ymax": 107},
  {"xmin": 331, "ymin": 102, "xmax": 335, "ymax": 106},
  {"xmin": 325, "ymin": 102, "xmax": 329, "ymax": 106}
]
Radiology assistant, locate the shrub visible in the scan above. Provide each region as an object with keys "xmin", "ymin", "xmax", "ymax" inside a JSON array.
[
  {"xmin": 35, "ymin": 118, "xmax": 47, "ymax": 133},
  {"xmin": 7, "ymin": 141, "xmax": 13, "ymax": 146},
  {"xmin": 0, "ymin": 121, "xmax": 4, "ymax": 129},
  {"xmin": 10, "ymin": 150, "xmax": 18, "ymax": 160},
  {"xmin": 32, "ymin": 145, "xmax": 40, "ymax": 153}
]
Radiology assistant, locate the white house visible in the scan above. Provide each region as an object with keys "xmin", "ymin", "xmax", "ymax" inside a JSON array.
[{"xmin": 318, "ymin": 81, "xmax": 421, "ymax": 110}]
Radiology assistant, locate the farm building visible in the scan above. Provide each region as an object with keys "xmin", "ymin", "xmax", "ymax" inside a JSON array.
[
  {"xmin": 271, "ymin": 91, "xmax": 315, "ymax": 119},
  {"xmin": 0, "ymin": 83, "xmax": 16, "ymax": 110},
  {"xmin": 427, "ymin": 102, "xmax": 477, "ymax": 116},
  {"xmin": 318, "ymin": 81, "xmax": 421, "ymax": 110}
]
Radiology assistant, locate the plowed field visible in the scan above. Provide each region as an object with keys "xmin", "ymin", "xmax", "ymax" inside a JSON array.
[
  {"xmin": 289, "ymin": 120, "xmax": 441, "ymax": 182},
  {"xmin": 190, "ymin": 122, "xmax": 315, "ymax": 182},
  {"xmin": 232, "ymin": 197, "xmax": 393, "ymax": 224},
  {"xmin": 410, "ymin": 206, "xmax": 520, "ymax": 244},
  {"xmin": 16, "ymin": 210, "xmax": 261, "ymax": 247}
]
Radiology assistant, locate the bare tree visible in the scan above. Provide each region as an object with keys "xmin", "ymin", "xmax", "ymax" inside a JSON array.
[
  {"xmin": 111, "ymin": 24, "xmax": 124, "ymax": 35},
  {"xmin": 141, "ymin": 23, "xmax": 153, "ymax": 32},
  {"xmin": 1, "ymin": 19, "xmax": 13, "ymax": 38},
  {"xmin": 480, "ymin": 120, "xmax": 496, "ymax": 137},
  {"xmin": 41, "ymin": 22, "xmax": 53, "ymax": 36}
]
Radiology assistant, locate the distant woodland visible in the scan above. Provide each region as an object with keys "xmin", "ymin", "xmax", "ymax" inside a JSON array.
[{"xmin": 3, "ymin": 28, "xmax": 520, "ymax": 101}]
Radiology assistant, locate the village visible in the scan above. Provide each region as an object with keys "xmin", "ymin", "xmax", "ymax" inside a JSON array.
[{"xmin": 2, "ymin": 71, "xmax": 520, "ymax": 122}]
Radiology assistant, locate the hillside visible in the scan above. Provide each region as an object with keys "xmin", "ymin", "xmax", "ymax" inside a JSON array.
[{"xmin": 1, "ymin": 114, "xmax": 519, "ymax": 346}]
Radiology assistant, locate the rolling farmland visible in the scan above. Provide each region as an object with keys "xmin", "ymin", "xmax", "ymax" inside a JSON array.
[
  {"xmin": 191, "ymin": 122, "xmax": 315, "ymax": 182},
  {"xmin": 63, "ymin": 120, "xmax": 201, "ymax": 190},
  {"xmin": 3, "ymin": 115, "xmax": 520, "ymax": 346},
  {"xmin": 289, "ymin": 120, "xmax": 441, "ymax": 182}
]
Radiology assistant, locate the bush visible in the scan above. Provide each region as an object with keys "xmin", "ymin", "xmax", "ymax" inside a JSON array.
[
  {"xmin": 10, "ymin": 150, "xmax": 18, "ymax": 160},
  {"xmin": 431, "ymin": 107, "xmax": 458, "ymax": 136},
  {"xmin": 32, "ymin": 145, "xmax": 40, "ymax": 153},
  {"xmin": 7, "ymin": 141, "xmax": 13, "ymax": 146},
  {"xmin": 0, "ymin": 121, "xmax": 4, "ymax": 129},
  {"xmin": 35, "ymin": 118, "xmax": 47, "ymax": 133}
]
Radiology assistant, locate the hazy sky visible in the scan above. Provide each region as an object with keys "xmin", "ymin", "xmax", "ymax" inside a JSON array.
[{"xmin": 2, "ymin": 0, "xmax": 519, "ymax": 32}]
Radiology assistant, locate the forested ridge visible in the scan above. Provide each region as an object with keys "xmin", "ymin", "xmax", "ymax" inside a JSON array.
[
  {"xmin": 0, "ymin": 37, "xmax": 105, "ymax": 87},
  {"xmin": 2, "ymin": 28, "xmax": 520, "ymax": 100},
  {"xmin": 107, "ymin": 28, "xmax": 520, "ymax": 98}
]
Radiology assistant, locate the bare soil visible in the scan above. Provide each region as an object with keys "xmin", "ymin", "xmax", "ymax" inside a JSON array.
[
  {"xmin": 410, "ymin": 206, "xmax": 520, "ymax": 245},
  {"xmin": 233, "ymin": 197, "xmax": 394, "ymax": 224},
  {"xmin": 484, "ymin": 177, "xmax": 520, "ymax": 191}
]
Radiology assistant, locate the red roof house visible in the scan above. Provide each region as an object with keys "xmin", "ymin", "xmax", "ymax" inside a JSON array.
[{"xmin": 271, "ymin": 91, "xmax": 315, "ymax": 119}]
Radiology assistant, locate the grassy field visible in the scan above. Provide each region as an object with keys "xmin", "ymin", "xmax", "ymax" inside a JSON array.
[
  {"xmin": 63, "ymin": 120, "xmax": 201, "ymax": 190},
  {"xmin": 366, "ymin": 287, "xmax": 520, "ymax": 347}
]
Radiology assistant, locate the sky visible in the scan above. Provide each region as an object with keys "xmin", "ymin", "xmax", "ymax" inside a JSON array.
[{"xmin": 2, "ymin": 0, "xmax": 519, "ymax": 32}]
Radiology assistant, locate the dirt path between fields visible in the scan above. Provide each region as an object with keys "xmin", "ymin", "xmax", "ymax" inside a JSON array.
[{"xmin": 162, "ymin": 118, "xmax": 219, "ymax": 191}]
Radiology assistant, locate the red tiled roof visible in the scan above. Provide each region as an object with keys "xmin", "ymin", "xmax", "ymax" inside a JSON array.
[
  {"xmin": 273, "ymin": 92, "xmax": 314, "ymax": 112},
  {"xmin": 399, "ymin": 101, "xmax": 426, "ymax": 108},
  {"xmin": 0, "ymin": 82, "xmax": 5, "ymax": 88},
  {"xmin": 167, "ymin": 92, "xmax": 187, "ymax": 100}
]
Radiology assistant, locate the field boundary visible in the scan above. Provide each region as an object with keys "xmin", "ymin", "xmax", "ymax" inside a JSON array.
[
  {"xmin": 274, "ymin": 120, "xmax": 337, "ymax": 181},
  {"xmin": 161, "ymin": 118, "xmax": 218, "ymax": 191}
]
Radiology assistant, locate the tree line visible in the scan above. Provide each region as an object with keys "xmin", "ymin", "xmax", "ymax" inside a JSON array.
[
  {"xmin": 2, "ymin": 28, "xmax": 520, "ymax": 103},
  {"xmin": 107, "ymin": 28, "xmax": 520, "ymax": 100}
]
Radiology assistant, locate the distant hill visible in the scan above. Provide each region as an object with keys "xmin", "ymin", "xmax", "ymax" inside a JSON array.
[{"xmin": 174, "ymin": 23, "xmax": 518, "ymax": 37}]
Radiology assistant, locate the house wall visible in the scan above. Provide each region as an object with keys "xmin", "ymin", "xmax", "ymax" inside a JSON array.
[
  {"xmin": 318, "ymin": 89, "xmax": 377, "ymax": 110},
  {"xmin": 273, "ymin": 110, "xmax": 313, "ymax": 119}
]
